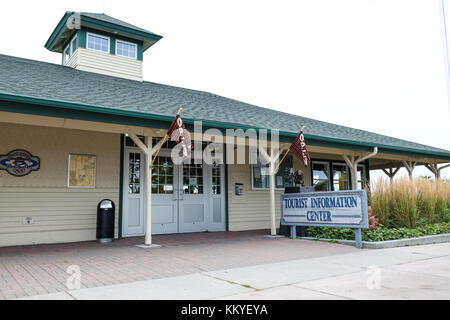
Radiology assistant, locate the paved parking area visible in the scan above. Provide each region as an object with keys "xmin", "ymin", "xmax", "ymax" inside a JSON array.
[
  {"xmin": 0, "ymin": 230, "xmax": 357, "ymax": 299},
  {"xmin": 19, "ymin": 241, "xmax": 450, "ymax": 300}
]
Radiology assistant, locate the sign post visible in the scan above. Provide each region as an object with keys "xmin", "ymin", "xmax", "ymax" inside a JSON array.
[{"xmin": 280, "ymin": 190, "xmax": 369, "ymax": 248}]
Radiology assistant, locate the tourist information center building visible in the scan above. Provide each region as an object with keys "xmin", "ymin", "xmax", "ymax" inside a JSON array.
[{"xmin": 1, "ymin": 12, "xmax": 449, "ymax": 247}]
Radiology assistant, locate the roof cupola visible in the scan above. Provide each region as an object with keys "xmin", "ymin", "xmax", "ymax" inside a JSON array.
[{"xmin": 45, "ymin": 12, "xmax": 162, "ymax": 81}]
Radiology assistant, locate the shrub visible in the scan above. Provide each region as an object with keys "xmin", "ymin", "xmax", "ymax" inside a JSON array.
[
  {"xmin": 367, "ymin": 206, "xmax": 379, "ymax": 230},
  {"xmin": 306, "ymin": 222, "xmax": 450, "ymax": 242}
]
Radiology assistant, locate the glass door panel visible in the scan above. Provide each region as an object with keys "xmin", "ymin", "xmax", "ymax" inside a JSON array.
[
  {"xmin": 122, "ymin": 151, "xmax": 145, "ymax": 236},
  {"xmin": 179, "ymin": 158, "xmax": 208, "ymax": 232},
  {"xmin": 151, "ymin": 152, "xmax": 179, "ymax": 235}
]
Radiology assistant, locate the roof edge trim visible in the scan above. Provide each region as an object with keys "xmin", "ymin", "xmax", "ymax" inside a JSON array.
[
  {"xmin": 0, "ymin": 92, "xmax": 449, "ymax": 160},
  {"xmin": 45, "ymin": 12, "xmax": 162, "ymax": 52}
]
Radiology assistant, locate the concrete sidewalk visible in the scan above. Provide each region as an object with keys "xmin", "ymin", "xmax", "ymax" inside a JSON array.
[{"xmin": 21, "ymin": 242, "xmax": 450, "ymax": 300}]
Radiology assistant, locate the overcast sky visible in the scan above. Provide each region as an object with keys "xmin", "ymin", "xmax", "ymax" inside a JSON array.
[{"xmin": 0, "ymin": 0, "xmax": 449, "ymax": 178}]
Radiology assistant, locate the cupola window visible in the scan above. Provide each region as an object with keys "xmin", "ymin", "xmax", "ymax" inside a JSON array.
[
  {"xmin": 87, "ymin": 33, "xmax": 110, "ymax": 53},
  {"xmin": 116, "ymin": 40, "xmax": 137, "ymax": 59},
  {"xmin": 63, "ymin": 45, "xmax": 70, "ymax": 64},
  {"xmin": 63, "ymin": 34, "xmax": 77, "ymax": 64},
  {"xmin": 70, "ymin": 35, "xmax": 78, "ymax": 55}
]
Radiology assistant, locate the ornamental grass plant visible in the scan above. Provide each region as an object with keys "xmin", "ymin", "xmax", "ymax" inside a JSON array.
[{"xmin": 369, "ymin": 177, "xmax": 450, "ymax": 229}]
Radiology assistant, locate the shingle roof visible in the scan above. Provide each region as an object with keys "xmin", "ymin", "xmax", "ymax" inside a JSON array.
[
  {"xmin": 0, "ymin": 54, "xmax": 449, "ymax": 159},
  {"xmin": 79, "ymin": 12, "xmax": 161, "ymax": 38},
  {"xmin": 45, "ymin": 12, "xmax": 162, "ymax": 53}
]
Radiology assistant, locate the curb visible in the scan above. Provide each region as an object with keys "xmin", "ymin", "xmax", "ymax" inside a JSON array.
[{"xmin": 299, "ymin": 233, "xmax": 450, "ymax": 249}]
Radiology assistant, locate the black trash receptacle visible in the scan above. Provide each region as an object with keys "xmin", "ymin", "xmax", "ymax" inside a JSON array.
[{"xmin": 96, "ymin": 199, "xmax": 115, "ymax": 243}]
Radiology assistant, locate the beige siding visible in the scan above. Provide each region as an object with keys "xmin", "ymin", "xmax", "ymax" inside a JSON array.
[
  {"xmin": 65, "ymin": 48, "xmax": 80, "ymax": 69},
  {"xmin": 227, "ymin": 155, "xmax": 311, "ymax": 231},
  {"xmin": 0, "ymin": 188, "xmax": 119, "ymax": 247},
  {"xmin": 65, "ymin": 47, "xmax": 143, "ymax": 81},
  {"xmin": 0, "ymin": 123, "xmax": 121, "ymax": 247}
]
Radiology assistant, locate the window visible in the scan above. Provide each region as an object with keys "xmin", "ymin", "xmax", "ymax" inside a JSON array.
[
  {"xmin": 152, "ymin": 137, "xmax": 177, "ymax": 149},
  {"xmin": 332, "ymin": 163, "xmax": 349, "ymax": 191},
  {"xmin": 63, "ymin": 45, "xmax": 70, "ymax": 64},
  {"xmin": 116, "ymin": 40, "xmax": 137, "ymax": 59},
  {"xmin": 251, "ymin": 151, "xmax": 294, "ymax": 189},
  {"xmin": 356, "ymin": 164, "xmax": 367, "ymax": 190},
  {"xmin": 128, "ymin": 152, "xmax": 141, "ymax": 194},
  {"xmin": 152, "ymin": 156, "xmax": 174, "ymax": 194},
  {"xmin": 70, "ymin": 35, "xmax": 78, "ymax": 55},
  {"xmin": 312, "ymin": 161, "xmax": 330, "ymax": 191},
  {"xmin": 312, "ymin": 160, "xmax": 368, "ymax": 191},
  {"xmin": 125, "ymin": 135, "xmax": 146, "ymax": 147},
  {"xmin": 87, "ymin": 33, "xmax": 110, "ymax": 53},
  {"xmin": 62, "ymin": 35, "xmax": 78, "ymax": 64},
  {"xmin": 183, "ymin": 159, "xmax": 203, "ymax": 194},
  {"xmin": 212, "ymin": 163, "xmax": 221, "ymax": 195}
]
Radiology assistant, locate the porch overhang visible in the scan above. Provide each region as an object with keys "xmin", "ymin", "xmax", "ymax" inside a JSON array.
[{"xmin": 1, "ymin": 92, "xmax": 450, "ymax": 163}]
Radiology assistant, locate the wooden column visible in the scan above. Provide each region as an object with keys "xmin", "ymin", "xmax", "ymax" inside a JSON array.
[
  {"xmin": 258, "ymin": 145, "xmax": 280, "ymax": 236},
  {"xmin": 145, "ymin": 150, "xmax": 152, "ymax": 245},
  {"xmin": 342, "ymin": 147, "xmax": 378, "ymax": 190},
  {"xmin": 381, "ymin": 167, "xmax": 400, "ymax": 183},
  {"xmin": 127, "ymin": 132, "xmax": 166, "ymax": 247},
  {"xmin": 402, "ymin": 161, "xmax": 416, "ymax": 180},
  {"xmin": 425, "ymin": 163, "xmax": 450, "ymax": 180}
]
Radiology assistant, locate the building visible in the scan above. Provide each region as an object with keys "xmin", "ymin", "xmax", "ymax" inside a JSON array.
[{"xmin": 1, "ymin": 11, "xmax": 449, "ymax": 247}]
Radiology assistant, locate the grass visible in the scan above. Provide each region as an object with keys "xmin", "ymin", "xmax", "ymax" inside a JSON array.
[
  {"xmin": 305, "ymin": 178, "xmax": 450, "ymax": 242},
  {"xmin": 368, "ymin": 178, "xmax": 450, "ymax": 229}
]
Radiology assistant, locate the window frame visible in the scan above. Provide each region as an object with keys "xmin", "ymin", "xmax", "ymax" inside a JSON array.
[
  {"xmin": 63, "ymin": 44, "xmax": 70, "ymax": 64},
  {"xmin": 70, "ymin": 34, "xmax": 78, "ymax": 55},
  {"xmin": 310, "ymin": 159, "xmax": 369, "ymax": 191},
  {"xmin": 356, "ymin": 164, "xmax": 367, "ymax": 190},
  {"xmin": 250, "ymin": 150, "xmax": 294, "ymax": 190},
  {"xmin": 311, "ymin": 160, "xmax": 331, "ymax": 191},
  {"xmin": 115, "ymin": 39, "xmax": 138, "ymax": 59},
  {"xmin": 331, "ymin": 162, "xmax": 350, "ymax": 191},
  {"xmin": 86, "ymin": 32, "xmax": 111, "ymax": 54},
  {"xmin": 63, "ymin": 34, "xmax": 78, "ymax": 65}
]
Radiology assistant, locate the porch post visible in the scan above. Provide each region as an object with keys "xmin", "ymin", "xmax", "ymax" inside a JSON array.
[
  {"xmin": 425, "ymin": 163, "xmax": 450, "ymax": 180},
  {"xmin": 145, "ymin": 148, "xmax": 152, "ymax": 245},
  {"xmin": 269, "ymin": 160, "xmax": 276, "ymax": 236},
  {"xmin": 381, "ymin": 167, "xmax": 400, "ymax": 183},
  {"xmin": 258, "ymin": 145, "xmax": 280, "ymax": 236},
  {"xmin": 343, "ymin": 147, "xmax": 378, "ymax": 190},
  {"xmin": 127, "ymin": 132, "xmax": 159, "ymax": 247},
  {"xmin": 402, "ymin": 160, "xmax": 416, "ymax": 180}
]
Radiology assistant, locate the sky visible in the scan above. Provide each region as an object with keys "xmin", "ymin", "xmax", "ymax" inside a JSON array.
[{"xmin": 0, "ymin": 0, "xmax": 449, "ymax": 179}]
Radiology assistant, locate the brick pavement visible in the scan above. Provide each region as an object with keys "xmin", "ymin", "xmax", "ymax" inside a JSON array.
[{"xmin": 0, "ymin": 230, "xmax": 357, "ymax": 299}]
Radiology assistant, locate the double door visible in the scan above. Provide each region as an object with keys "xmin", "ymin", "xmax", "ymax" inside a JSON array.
[{"xmin": 122, "ymin": 148, "xmax": 225, "ymax": 236}]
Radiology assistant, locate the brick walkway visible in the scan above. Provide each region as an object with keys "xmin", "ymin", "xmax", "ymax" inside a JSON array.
[{"xmin": 0, "ymin": 230, "xmax": 357, "ymax": 299}]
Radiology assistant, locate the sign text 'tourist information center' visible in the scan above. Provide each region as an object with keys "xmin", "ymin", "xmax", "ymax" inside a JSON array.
[{"xmin": 280, "ymin": 190, "xmax": 369, "ymax": 248}]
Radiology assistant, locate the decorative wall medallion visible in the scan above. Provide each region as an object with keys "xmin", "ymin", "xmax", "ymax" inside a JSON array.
[{"xmin": 0, "ymin": 150, "xmax": 40, "ymax": 177}]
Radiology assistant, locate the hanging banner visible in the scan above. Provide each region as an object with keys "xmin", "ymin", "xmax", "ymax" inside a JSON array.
[{"xmin": 289, "ymin": 130, "xmax": 311, "ymax": 167}]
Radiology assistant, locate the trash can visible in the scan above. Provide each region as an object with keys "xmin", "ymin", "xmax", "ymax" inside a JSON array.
[{"xmin": 96, "ymin": 199, "xmax": 115, "ymax": 243}]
